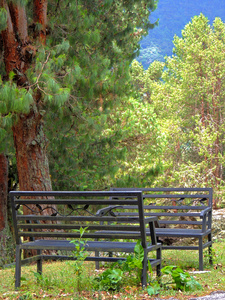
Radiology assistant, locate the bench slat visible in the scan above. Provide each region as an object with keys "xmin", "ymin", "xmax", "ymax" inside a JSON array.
[
  {"xmin": 123, "ymin": 205, "xmax": 208, "ymax": 210},
  {"xmin": 116, "ymin": 212, "xmax": 202, "ymax": 217},
  {"xmin": 14, "ymin": 199, "xmax": 139, "ymax": 205},
  {"xmin": 17, "ymin": 224, "xmax": 142, "ymax": 231},
  {"xmin": 16, "ymin": 215, "xmax": 142, "ymax": 222},
  {"xmin": 18, "ymin": 231, "xmax": 143, "ymax": 239}
]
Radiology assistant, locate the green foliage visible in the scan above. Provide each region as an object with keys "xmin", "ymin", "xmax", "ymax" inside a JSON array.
[
  {"xmin": 94, "ymin": 240, "xmax": 146, "ymax": 290},
  {"xmin": 70, "ymin": 227, "xmax": 89, "ymax": 291},
  {"xmin": 146, "ymin": 280, "xmax": 161, "ymax": 296},
  {"xmin": 48, "ymin": 95, "xmax": 166, "ymax": 190},
  {"xmin": 161, "ymin": 266, "xmax": 202, "ymax": 291},
  {"xmin": 130, "ymin": 59, "xmax": 164, "ymax": 98},
  {"xmin": 143, "ymin": 15, "xmax": 225, "ymax": 204},
  {"xmin": 120, "ymin": 240, "xmax": 146, "ymax": 283},
  {"xmin": 0, "ymin": 78, "xmax": 34, "ymax": 151},
  {"xmin": 0, "ymin": 78, "xmax": 33, "ymax": 115},
  {"xmin": 0, "ymin": 8, "xmax": 7, "ymax": 32},
  {"xmin": 94, "ymin": 268, "xmax": 124, "ymax": 291},
  {"xmin": 147, "ymin": 265, "xmax": 202, "ymax": 296},
  {"xmin": 0, "ymin": 0, "xmax": 158, "ymax": 182},
  {"xmin": 43, "ymin": 0, "xmax": 158, "ymax": 107}
]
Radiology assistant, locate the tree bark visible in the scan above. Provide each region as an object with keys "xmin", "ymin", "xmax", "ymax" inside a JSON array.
[
  {"xmin": 12, "ymin": 108, "xmax": 55, "ymax": 217},
  {"xmin": 12, "ymin": 110, "xmax": 52, "ymax": 192},
  {"xmin": 34, "ymin": 0, "xmax": 48, "ymax": 44},
  {"xmin": 1, "ymin": 0, "xmax": 20, "ymax": 74},
  {"xmin": 12, "ymin": 109, "xmax": 54, "ymax": 257}
]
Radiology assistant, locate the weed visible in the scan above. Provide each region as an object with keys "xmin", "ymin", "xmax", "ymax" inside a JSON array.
[
  {"xmin": 147, "ymin": 265, "xmax": 202, "ymax": 296},
  {"xmin": 94, "ymin": 240, "xmax": 154, "ymax": 290},
  {"xmin": 161, "ymin": 265, "xmax": 202, "ymax": 291},
  {"xmin": 70, "ymin": 227, "xmax": 90, "ymax": 291},
  {"xmin": 94, "ymin": 267, "xmax": 124, "ymax": 291}
]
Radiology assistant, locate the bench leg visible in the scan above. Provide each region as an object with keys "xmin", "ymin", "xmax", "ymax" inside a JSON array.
[
  {"xmin": 199, "ymin": 237, "xmax": 203, "ymax": 271},
  {"xmin": 37, "ymin": 250, "xmax": 42, "ymax": 275},
  {"xmin": 141, "ymin": 249, "xmax": 148, "ymax": 288},
  {"xmin": 95, "ymin": 251, "xmax": 99, "ymax": 270},
  {"xmin": 208, "ymin": 233, "xmax": 213, "ymax": 265},
  {"xmin": 156, "ymin": 247, "xmax": 161, "ymax": 280},
  {"xmin": 15, "ymin": 245, "xmax": 22, "ymax": 289}
]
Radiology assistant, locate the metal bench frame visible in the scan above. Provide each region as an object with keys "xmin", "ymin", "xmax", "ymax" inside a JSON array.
[
  {"xmin": 105, "ymin": 188, "xmax": 213, "ymax": 271},
  {"xmin": 10, "ymin": 190, "xmax": 161, "ymax": 289}
]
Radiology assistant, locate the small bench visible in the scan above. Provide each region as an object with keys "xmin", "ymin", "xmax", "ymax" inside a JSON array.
[
  {"xmin": 10, "ymin": 190, "xmax": 162, "ymax": 289},
  {"xmin": 98, "ymin": 188, "xmax": 213, "ymax": 271}
]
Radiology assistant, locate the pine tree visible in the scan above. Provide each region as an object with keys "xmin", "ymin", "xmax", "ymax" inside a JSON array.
[{"xmin": 0, "ymin": 0, "xmax": 157, "ymax": 194}]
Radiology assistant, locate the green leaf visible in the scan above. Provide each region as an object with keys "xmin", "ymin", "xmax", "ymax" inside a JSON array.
[
  {"xmin": 0, "ymin": 8, "xmax": 7, "ymax": 32},
  {"xmin": 134, "ymin": 240, "xmax": 144, "ymax": 263}
]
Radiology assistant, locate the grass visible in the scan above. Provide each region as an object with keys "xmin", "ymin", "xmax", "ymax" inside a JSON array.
[{"xmin": 0, "ymin": 239, "xmax": 225, "ymax": 300}]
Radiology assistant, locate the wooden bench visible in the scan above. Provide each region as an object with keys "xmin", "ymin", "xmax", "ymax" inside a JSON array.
[
  {"xmin": 10, "ymin": 190, "xmax": 162, "ymax": 289},
  {"xmin": 98, "ymin": 188, "xmax": 213, "ymax": 271}
]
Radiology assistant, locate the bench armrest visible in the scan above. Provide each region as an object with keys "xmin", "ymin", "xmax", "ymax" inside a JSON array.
[
  {"xmin": 144, "ymin": 216, "xmax": 160, "ymax": 228},
  {"xmin": 200, "ymin": 207, "xmax": 212, "ymax": 232},
  {"xmin": 144, "ymin": 216, "xmax": 158, "ymax": 223},
  {"xmin": 96, "ymin": 205, "xmax": 123, "ymax": 216},
  {"xmin": 200, "ymin": 206, "xmax": 212, "ymax": 218},
  {"xmin": 144, "ymin": 216, "xmax": 158, "ymax": 245},
  {"xmin": 96, "ymin": 206, "xmax": 160, "ymax": 228}
]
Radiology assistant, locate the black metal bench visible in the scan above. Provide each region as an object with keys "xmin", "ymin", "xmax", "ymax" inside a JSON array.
[
  {"xmin": 10, "ymin": 190, "xmax": 162, "ymax": 289},
  {"xmin": 98, "ymin": 188, "xmax": 213, "ymax": 271}
]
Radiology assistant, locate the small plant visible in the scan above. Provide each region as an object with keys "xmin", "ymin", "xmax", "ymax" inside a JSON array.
[
  {"xmin": 147, "ymin": 280, "xmax": 161, "ymax": 296},
  {"xmin": 121, "ymin": 240, "xmax": 145, "ymax": 283},
  {"xmin": 70, "ymin": 227, "xmax": 89, "ymax": 291},
  {"xmin": 162, "ymin": 265, "xmax": 202, "ymax": 291},
  {"xmin": 94, "ymin": 240, "xmax": 152, "ymax": 290},
  {"xmin": 147, "ymin": 265, "xmax": 202, "ymax": 296},
  {"xmin": 94, "ymin": 267, "xmax": 124, "ymax": 291}
]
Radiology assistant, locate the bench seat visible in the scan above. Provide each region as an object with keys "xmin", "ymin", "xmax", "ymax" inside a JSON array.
[
  {"xmin": 155, "ymin": 228, "xmax": 212, "ymax": 237},
  {"xmin": 20, "ymin": 239, "xmax": 160, "ymax": 253}
]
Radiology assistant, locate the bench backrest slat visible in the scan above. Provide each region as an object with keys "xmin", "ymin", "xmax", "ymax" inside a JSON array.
[
  {"xmin": 16, "ymin": 215, "xmax": 141, "ymax": 222},
  {"xmin": 128, "ymin": 205, "xmax": 207, "ymax": 210},
  {"xmin": 111, "ymin": 187, "xmax": 212, "ymax": 206},
  {"xmin": 114, "ymin": 212, "xmax": 203, "ymax": 217}
]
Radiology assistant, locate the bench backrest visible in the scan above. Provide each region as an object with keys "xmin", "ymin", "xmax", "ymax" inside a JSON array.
[
  {"xmin": 10, "ymin": 190, "xmax": 152, "ymax": 248},
  {"xmin": 110, "ymin": 188, "xmax": 213, "ymax": 231}
]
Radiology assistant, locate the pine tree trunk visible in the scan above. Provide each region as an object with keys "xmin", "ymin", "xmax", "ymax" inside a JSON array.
[
  {"xmin": 12, "ymin": 108, "xmax": 55, "ymax": 217},
  {"xmin": 12, "ymin": 109, "xmax": 55, "ymax": 257},
  {"xmin": 12, "ymin": 110, "xmax": 52, "ymax": 193}
]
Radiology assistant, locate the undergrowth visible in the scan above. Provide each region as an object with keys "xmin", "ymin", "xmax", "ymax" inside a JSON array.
[{"xmin": 0, "ymin": 239, "xmax": 224, "ymax": 300}]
